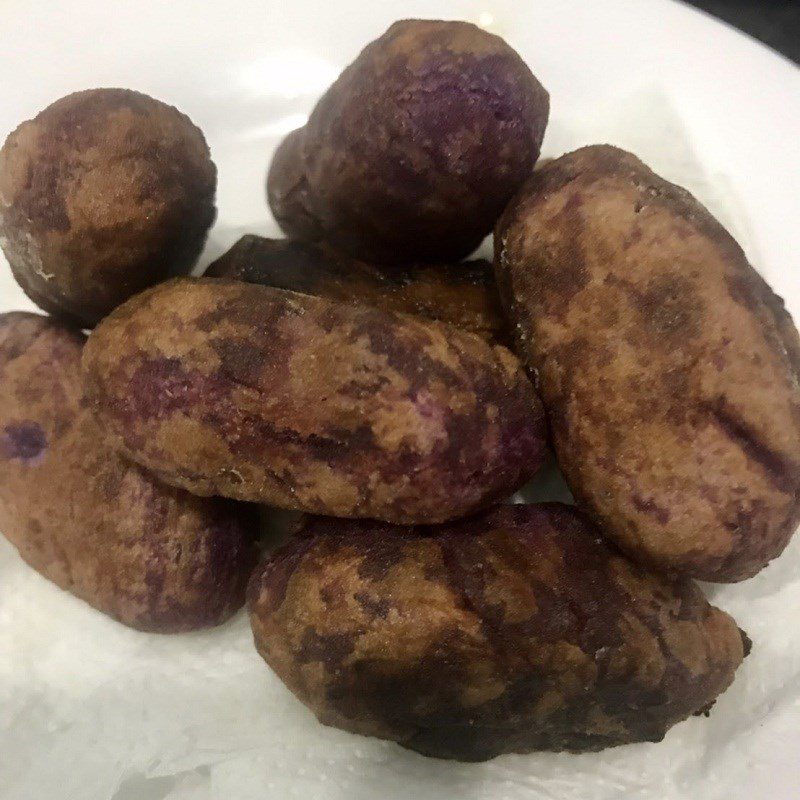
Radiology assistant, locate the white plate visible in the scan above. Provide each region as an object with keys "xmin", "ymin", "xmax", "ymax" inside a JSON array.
[{"xmin": 1, "ymin": 2, "xmax": 799, "ymax": 799}]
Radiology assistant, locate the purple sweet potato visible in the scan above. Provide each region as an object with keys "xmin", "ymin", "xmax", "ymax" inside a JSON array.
[
  {"xmin": 495, "ymin": 145, "xmax": 800, "ymax": 581},
  {"xmin": 82, "ymin": 278, "xmax": 546, "ymax": 523},
  {"xmin": 205, "ymin": 235, "xmax": 508, "ymax": 343},
  {"xmin": 249, "ymin": 504, "xmax": 747, "ymax": 761},
  {"xmin": 267, "ymin": 19, "xmax": 549, "ymax": 265},
  {"xmin": 0, "ymin": 312, "xmax": 255, "ymax": 632},
  {"xmin": 0, "ymin": 89, "xmax": 216, "ymax": 326}
]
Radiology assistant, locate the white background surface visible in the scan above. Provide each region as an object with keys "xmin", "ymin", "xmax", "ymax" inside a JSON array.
[{"xmin": 1, "ymin": 1, "xmax": 799, "ymax": 798}]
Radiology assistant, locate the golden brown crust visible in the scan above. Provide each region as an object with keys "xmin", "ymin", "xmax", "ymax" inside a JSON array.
[
  {"xmin": 82, "ymin": 278, "xmax": 546, "ymax": 523},
  {"xmin": 248, "ymin": 504, "xmax": 746, "ymax": 761},
  {"xmin": 267, "ymin": 19, "xmax": 549, "ymax": 264},
  {"xmin": 0, "ymin": 312, "xmax": 255, "ymax": 632},
  {"xmin": 0, "ymin": 88, "xmax": 217, "ymax": 326},
  {"xmin": 495, "ymin": 145, "xmax": 800, "ymax": 581},
  {"xmin": 205, "ymin": 235, "xmax": 509, "ymax": 343}
]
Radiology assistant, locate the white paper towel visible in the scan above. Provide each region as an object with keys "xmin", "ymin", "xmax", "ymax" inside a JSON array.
[{"xmin": 1, "ymin": 91, "xmax": 799, "ymax": 800}]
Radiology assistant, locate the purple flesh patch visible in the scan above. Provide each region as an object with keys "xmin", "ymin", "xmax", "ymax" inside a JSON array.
[{"xmin": 1, "ymin": 421, "xmax": 48, "ymax": 465}]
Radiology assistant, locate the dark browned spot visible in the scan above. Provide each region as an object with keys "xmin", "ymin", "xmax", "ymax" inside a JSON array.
[
  {"xmin": 248, "ymin": 535, "xmax": 317, "ymax": 613},
  {"xmin": 626, "ymin": 226, "xmax": 643, "ymax": 247},
  {"xmin": 639, "ymin": 274, "xmax": 702, "ymax": 340},
  {"xmin": 725, "ymin": 272, "xmax": 761, "ymax": 314},
  {"xmin": 530, "ymin": 195, "xmax": 590, "ymax": 311},
  {"xmin": 195, "ymin": 286, "xmax": 298, "ymax": 335},
  {"xmin": 703, "ymin": 399, "xmax": 798, "ymax": 494},
  {"xmin": 212, "ymin": 337, "xmax": 273, "ymax": 389},
  {"xmin": 339, "ymin": 374, "xmax": 392, "ymax": 400},
  {"xmin": 345, "ymin": 311, "xmax": 461, "ymax": 393},
  {"xmin": 13, "ymin": 160, "xmax": 71, "ymax": 232},
  {"xmin": 631, "ymin": 494, "xmax": 671, "ymax": 525},
  {"xmin": 140, "ymin": 486, "xmax": 171, "ymax": 610},
  {"xmin": 356, "ymin": 536, "xmax": 410, "ymax": 581},
  {"xmin": 297, "ymin": 628, "xmax": 356, "ymax": 668},
  {"xmin": 739, "ymin": 628, "xmax": 752, "ymax": 658},
  {"xmin": 354, "ymin": 591, "xmax": 391, "ymax": 619}
]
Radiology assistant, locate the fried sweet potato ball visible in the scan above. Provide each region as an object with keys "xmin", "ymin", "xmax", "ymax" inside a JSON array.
[
  {"xmin": 495, "ymin": 145, "xmax": 800, "ymax": 581},
  {"xmin": 0, "ymin": 88, "xmax": 216, "ymax": 326},
  {"xmin": 249, "ymin": 504, "xmax": 747, "ymax": 760},
  {"xmin": 268, "ymin": 19, "xmax": 549, "ymax": 265}
]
